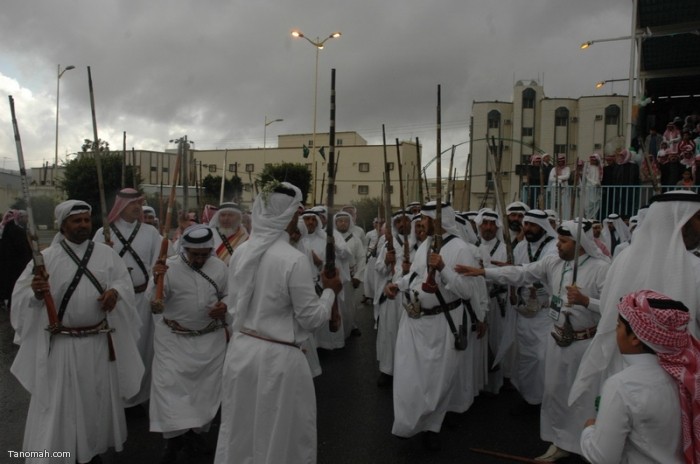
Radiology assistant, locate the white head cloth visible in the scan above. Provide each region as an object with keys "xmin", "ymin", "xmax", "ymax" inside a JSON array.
[
  {"xmin": 301, "ymin": 209, "xmax": 326, "ymax": 240},
  {"xmin": 230, "ymin": 182, "xmax": 303, "ymax": 332},
  {"xmin": 142, "ymin": 205, "xmax": 156, "ymax": 216},
  {"xmin": 55, "ymin": 200, "xmax": 92, "ymax": 226},
  {"xmin": 475, "ymin": 208, "xmax": 504, "ymax": 242},
  {"xmin": 569, "ymin": 190, "xmax": 700, "ymax": 406},
  {"xmin": 506, "ymin": 201, "xmax": 530, "ymax": 215},
  {"xmin": 180, "ymin": 224, "xmax": 214, "ymax": 250},
  {"xmin": 601, "ymin": 213, "xmax": 632, "ymax": 247},
  {"xmin": 208, "ymin": 202, "xmax": 242, "ymax": 229},
  {"xmin": 456, "ymin": 212, "xmax": 479, "ymax": 245},
  {"xmin": 334, "ymin": 210, "xmax": 354, "ymax": 232},
  {"xmin": 557, "ymin": 220, "xmax": 609, "ymax": 262},
  {"xmin": 523, "ymin": 209, "xmax": 558, "ymax": 239},
  {"xmin": 421, "ymin": 201, "xmax": 460, "ymax": 237}
]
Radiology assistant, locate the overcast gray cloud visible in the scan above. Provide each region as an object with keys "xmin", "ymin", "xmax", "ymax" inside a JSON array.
[{"xmin": 0, "ymin": 0, "xmax": 632, "ymax": 176}]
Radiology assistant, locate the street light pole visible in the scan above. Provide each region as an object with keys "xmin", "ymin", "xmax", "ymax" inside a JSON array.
[
  {"xmin": 263, "ymin": 116, "xmax": 283, "ymax": 163},
  {"xmin": 55, "ymin": 64, "xmax": 75, "ymax": 169},
  {"xmin": 291, "ymin": 29, "xmax": 341, "ymax": 204}
]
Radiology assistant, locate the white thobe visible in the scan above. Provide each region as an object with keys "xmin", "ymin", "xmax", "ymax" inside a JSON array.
[
  {"xmin": 147, "ymin": 254, "xmax": 228, "ymax": 435},
  {"xmin": 392, "ymin": 234, "xmax": 488, "ymax": 437},
  {"xmin": 580, "ymin": 354, "xmax": 683, "ymax": 464},
  {"xmin": 11, "ymin": 240, "xmax": 142, "ymax": 464},
  {"xmin": 510, "ymin": 235, "xmax": 558, "ymax": 404},
  {"xmin": 363, "ymin": 230, "xmax": 381, "ymax": 301},
  {"xmin": 94, "ymin": 219, "xmax": 161, "ymax": 406},
  {"xmin": 485, "ymin": 253, "xmax": 609, "ymax": 454},
  {"xmin": 215, "ymin": 236, "xmax": 335, "ymax": 464}
]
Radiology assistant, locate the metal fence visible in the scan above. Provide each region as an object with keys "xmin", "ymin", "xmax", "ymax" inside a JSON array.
[{"xmin": 520, "ymin": 184, "xmax": 699, "ymax": 221}]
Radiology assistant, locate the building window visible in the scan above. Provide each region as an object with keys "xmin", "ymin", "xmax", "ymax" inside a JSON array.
[
  {"xmin": 554, "ymin": 144, "xmax": 567, "ymax": 154},
  {"xmin": 337, "ymin": 139, "xmax": 343, "ymax": 146},
  {"xmin": 522, "ymin": 127, "xmax": 533, "ymax": 137},
  {"xmin": 308, "ymin": 140, "xmax": 314, "ymax": 148},
  {"xmin": 359, "ymin": 163, "xmax": 370, "ymax": 172},
  {"xmin": 605, "ymin": 105, "xmax": 620, "ymax": 125},
  {"xmin": 522, "ymin": 88, "xmax": 536, "ymax": 109},
  {"xmin": 245, "ymin": 163, "xmax": 254, "ymax": 173},
  {"xmin": 208, "ymin": 165, "xmax": 217, "ymax": 173},
  {"xmin": 487, "ymin": 110, "xmax": 501, "ymax": 129},
  {"xmin": 555, "ymin": 107, "xmax": 569, "ymax": 127},
  {"xmin": 358, "ymin": 185, "xmax": 369, "ymax": 195},
  {"xmin": 387, "ymin": 162, "xmax": 395, "ymax": 171},
  {"xmin": 594, "ymin": 143, "xmax": 602, "ymax": 149},
  {"xmin": 162, "ymin": 167, "xmax": 169, "ymax": 173},
  {"xmin": 150, "ymin": 166, "xmax": 157, "ymax": 172},
  {"xmin": 228, "ymin": 163, "xmax": 237, "ymax": 172}
]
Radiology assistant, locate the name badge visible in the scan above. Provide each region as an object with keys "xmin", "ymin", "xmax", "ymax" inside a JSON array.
[{"xmin": 549, "ymin": 295, "xmax": 562, "ymax": 321}]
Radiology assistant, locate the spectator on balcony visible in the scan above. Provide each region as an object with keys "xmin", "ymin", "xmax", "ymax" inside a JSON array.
[
  {"xmin": 644, "ymin": 128, "xmax": 663, "ymax": 161},
  {"xmin": 693, "ymin": 155, "xmax": 700, "ymax": 187},
  {"xmin": 677, "ymin": 168, "xmax": 695, "ymax": 190},
  {"xmin": 548, "ymin": 154, "xmax": 571, "ymax": 219},
  {"xmin": 679, "ymin": 131, "xmax": 696, "ymax": 169},
  {"xmin": 527, "ymin": 154, "xmax": 545, "ymax": 209},
  {"xmin": 603, "ymin": 149, "xmax": 640, "ymax": 218},
  {"xmin": 663, "ymin": 121, "xmax": 682, "ymax": 155},
  {"xmin": 583, "ymin": 154, "xmax": 603, "ymax": 220},
  {"xmin": 660, "ymin": 152, "xmax": 684, "ymax": 191}
]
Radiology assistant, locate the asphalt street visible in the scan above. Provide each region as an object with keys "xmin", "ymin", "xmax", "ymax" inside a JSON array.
[{"xmin": 0, "ymin": 300, "xmax": 587, "ymax": 464}]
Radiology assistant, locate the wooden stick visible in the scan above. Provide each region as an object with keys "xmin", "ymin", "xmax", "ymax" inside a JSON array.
[{"xmin": 470, "ymin": 447, "xmax": 547, "ymax": 463}]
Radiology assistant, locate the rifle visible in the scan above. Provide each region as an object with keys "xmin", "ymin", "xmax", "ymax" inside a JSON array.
[
  {"xmin": 87, "ymin": 66, "xmax": 110, "ymax": 244},
  {"xmin": 489, "ymin": 136, "xmax": 514, "ymax": 265},
  {"xmin": 422, "ymin": 85, "xmax": 442, "ymax": 294},
  {"xmin": 151, "ymin": 144, "xmax": 183, "ymax": 314},
  {"xmin": 326, "ymin": 69, "xmax": 341, "ymax": 333},
  {"xmin": 9, "ymin": 96, "xmax": 60, "ymax": 330},
  {"xmin": 395, "ymin": 138, "xmax": 410, "ymax": 268},
  {"xmin": 381, "ymin": 125, "xmax": 395, "ymax": 274},
  {"xmin": 416, "ymin": 137, "xmax": 423, "ymax": 203}
]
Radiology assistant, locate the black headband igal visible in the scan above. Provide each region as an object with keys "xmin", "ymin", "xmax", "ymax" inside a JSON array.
[
  {"xmin": 273, "ymin": 185, "xmax": 297, "ymax": 197},
  {"xmin": 117, "ymin": 190, "xmax": 143, "ymax": 199},
  {"xmin": 69, "ymin": 204, "xmax": 91, "ymax": 213},
  {"xmin": 649, "ymin": 192, "xmax": 700, "ymax": 204},
  {"xmin": 184, "ymin": 228, "xmax": 213, "ymax": 244},
  {"xmin": 646, "ymin": 298, "xmax": 690, "ymax": 313},
  {"xmin": 421, "ymin": 202, "xmax": 451, "ymax": 212},
  {"xmin": 524, "ymin": 211, "xmax": 548, "ymax": 220}
]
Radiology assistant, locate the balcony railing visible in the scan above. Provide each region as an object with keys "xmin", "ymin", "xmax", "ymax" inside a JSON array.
[{"xmin": 520, "ymin": 184, "xmax": 699, "ymax": 221}]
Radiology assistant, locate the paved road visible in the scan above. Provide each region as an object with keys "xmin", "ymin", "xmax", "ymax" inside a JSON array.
[{"xmin": 0, "ymin": 301, "xmax": 587, "ymax": 463}]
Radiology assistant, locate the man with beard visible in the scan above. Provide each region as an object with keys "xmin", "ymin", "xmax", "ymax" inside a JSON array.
[
  {"xmin": 474, "ymin": 208, "xmax": 513, "ymax": 395},
  {"xmin": 375, "ymin": 211, "xmax": 413, "ymax": 387},
  {"xmin": 506, "ymin": 201, "xmax": 529, "ymax": 247},
  {"xmin": 142, "ymin": 205, "xmax": 159, "ymax": 229},
  {"xmin": 0, "ymin": 210, "xmax": 32, "ymax": 311},
  {"xmin": 458, "ymin": 219, "xmax": 610, "ymax": 461},
  {"xmin": 334, "ymin": 211, "xmax": 364, "ymax": 338},
  {"xmin": 387, "ymin": 202, "xmax": 488, "ymax": 450},
  {"xmin": 149, "ymin": 224, "xmax": 228, "ymax": 463},
  {"xmin": 208, "ymin": 202, "xmax": 248, "ymax": 266},
  {"xmin": 341, "ymin": 205, "xmax": 367, "ymax": 246},
  {"xmin": 601, "ymin": 213, "xmax": 631, "ymax": 258},
  {"xmin": 94, "ymin": 188, "xmax": 162, "ymax": 409},
  {"xmin": 502, "ymin": 210, "xmax": 558, "ymax": 415},
  {"xmin": 11, "ymin": 200, "xmax": 142, "ymax": 464}
]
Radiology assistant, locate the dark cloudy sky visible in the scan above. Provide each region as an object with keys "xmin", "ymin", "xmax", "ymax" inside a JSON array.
[{"xmin": 0, "ymin": 0, "xmax": 632, "ymax": 175}]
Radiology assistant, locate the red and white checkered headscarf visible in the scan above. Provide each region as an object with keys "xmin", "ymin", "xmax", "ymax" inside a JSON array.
[
  {"xmin": 619, "ymin": 290, "xmax": 700, "ymax": 464},
  {"xmin": 107, "ymin": 188, "xmax": 144, "ymax": 223}
]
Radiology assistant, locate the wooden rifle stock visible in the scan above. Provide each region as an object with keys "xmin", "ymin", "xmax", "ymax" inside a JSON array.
[
  {"xmin": 326, "ymin": 69, "xmax": 341, "ymax": 332},
  {"xmin": 9, "ymin": 95, "xmax": 60, "ymax": 329},
  {"xmin": 395, "ymin": 139, "xmax": 410, "ymax": 267},
  {"xmin": 151, "ymin": 142, "xmax": 183, "ymax": 313},
  {"xmin": 422, "ymin": 85, "xmax": 441, "ymax": 294}
]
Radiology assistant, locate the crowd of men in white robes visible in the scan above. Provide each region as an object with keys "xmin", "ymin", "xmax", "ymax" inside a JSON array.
[{"xmin": 8, "ymin": 181, "xmax": 700, "ymax": 464}]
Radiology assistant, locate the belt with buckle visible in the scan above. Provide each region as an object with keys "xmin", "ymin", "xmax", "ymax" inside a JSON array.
[
  {"xmin": 552, "ymin": 324, "xmax": 597, "ymax": 342},
  {"xmin": 420, "ymin": 299, "xmax": 462, "ymax": 316},
  {"xmin": 240, "ymin": 328, "xmax": 303, "ymax": 351},
  {"xmin": 163, "ymin": 318, "xmax": 226, "ymax": 336}
]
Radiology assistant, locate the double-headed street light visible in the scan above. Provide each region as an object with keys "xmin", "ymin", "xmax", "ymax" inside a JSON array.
[
  {"xmin": 55, "ymin": 64, "xmax": 75, "ymax": 168},
  {"xmin": 291, "ymin": 29, "xmax": 341, "ymax": 202}
]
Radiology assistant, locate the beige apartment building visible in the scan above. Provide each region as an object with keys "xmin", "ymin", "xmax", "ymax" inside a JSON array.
[{"xmin": 466, "ymin": 80, "xmax": 628, "ymax": 211}]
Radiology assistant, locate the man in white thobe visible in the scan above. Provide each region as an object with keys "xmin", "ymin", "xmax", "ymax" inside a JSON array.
[
  {"xmin": 457, "ymin": 219, "xmax": 610, "ymax": 461},
  {"xmin": 215, "ymin": 182, "xmax": 341, "ymax": 464},
  {"xmin": 94, "ymin": 188, "xmax": 162, "ymax": 408},
  {"xmin": 334, "ymin": 211, "xmax": 364, "ymax": 338},
  {"xmin": 11, "ymin": 200, "xmax": 143, "ymax": 464},
  {"xmin": 208, "ymin": 202, "xmax": 249, "ymax": 266},
  {"xmin": 148, "ymin": 224, "xmax": 228, "ymax": 463},
  {"xmin": 387, "ymin": 202, "xmax": 488, "ymax": 450}
]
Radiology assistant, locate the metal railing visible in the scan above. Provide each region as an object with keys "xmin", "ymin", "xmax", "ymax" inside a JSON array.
[{"xmin": 520, "ymin": 184, "xmax": 699, "ymax": 221}]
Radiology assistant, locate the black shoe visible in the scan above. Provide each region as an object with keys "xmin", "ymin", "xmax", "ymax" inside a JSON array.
[
  {"xmin": 376, "ymin": 372, "xmax": 393, "ymax": 388},
  {"xmin": 350, "ymin": 327, "xmax": 362, "ymax": 337},
  {"xmin": 509, "ymin": 399, "xmax": 540, "ymax": 417},
  {"xmin": 159, "ymin": 436, "xmax": 184, "ymax": 464},
  {"xmin": 183, "ymin": 430, "xmax": 213, "ymax": 457},
  {"xmin": 421, "ymin": 431, "xmax": 441, "ymax": 451}
]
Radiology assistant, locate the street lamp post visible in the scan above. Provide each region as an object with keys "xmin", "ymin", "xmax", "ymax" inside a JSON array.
[
  {"xmin": 263, "ymin": 116, "xmax": 283, "ymax": 162},
  {"xmin": 55, "ymin": 64, "xmax": 75, "ymax": 169},
  {"xmin": 291, "ymin": 29, "xmax": 341, "ymax": 204}
]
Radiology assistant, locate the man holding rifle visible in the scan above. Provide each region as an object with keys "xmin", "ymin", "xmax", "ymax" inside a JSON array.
[
  {"xmin": 456, "ymin": 219, "xmax": 610, "ymax": 461},
  {"xmin": 11, "ymin": 200, "xmax": 143, "ymax": 464},
  {"xmin": 94, "ymin": 187, "xmax": 162, "ymax": 409}
]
